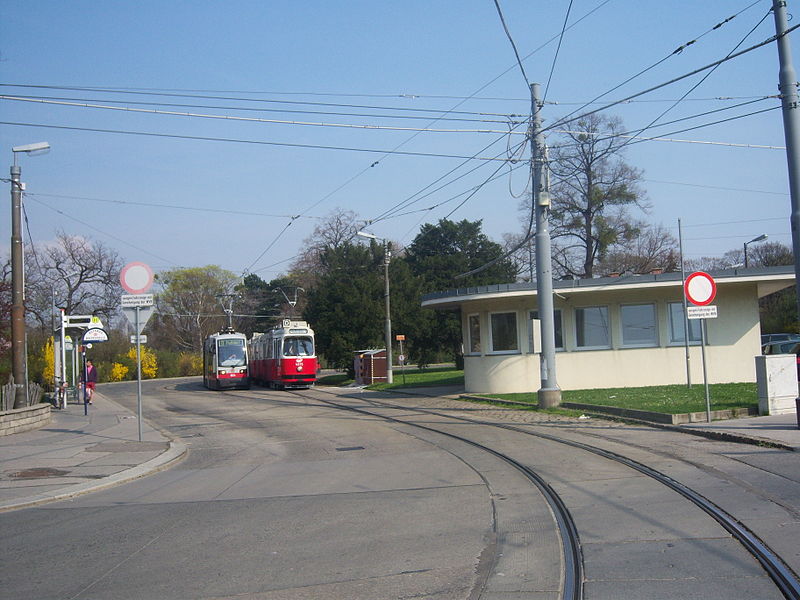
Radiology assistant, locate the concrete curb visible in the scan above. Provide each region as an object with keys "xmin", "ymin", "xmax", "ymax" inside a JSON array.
[{"xmin": 0, "ymin": 438, "xmax": 187, "ymax": 513}]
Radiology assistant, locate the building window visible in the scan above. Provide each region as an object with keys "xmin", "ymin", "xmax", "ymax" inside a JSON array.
[
  {"xmin": 620, "ymin": 303, "xmax": 658, "ymax": 347},
  {"xmin": 529, "ymin": 310, "xmax": 563, "ymax": 351},
  {"xmin": 668, "ymin": 302, "xmax": 702, "ymax": 343},
  {"xmin": 467, "ymin": 314, "xmax": 481, "ymax": 354},
  {"xmin": 490, "ymin": 312, "xmax": 518, "ymax": 352},
  {"xmin": 575, "ymin": 306, "xmax": 610, "ymax": 349}
]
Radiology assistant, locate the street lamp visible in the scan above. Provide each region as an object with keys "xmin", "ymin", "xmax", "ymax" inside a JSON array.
[
  {"xmin": 9, "ymin": 141, "xmax": 50, "ymax": 408},
  {"xmin": 357, "ymin": 230, "xmax": 393, "ymax": 384},
  {"xmin": 743, "ymin": 234, "xmax": 768, "ymax": 268}
]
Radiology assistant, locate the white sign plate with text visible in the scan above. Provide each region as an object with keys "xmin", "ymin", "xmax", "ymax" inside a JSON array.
[{"xmin": 687, "ymin": 305, "xmax": 718, "ymax": 320}]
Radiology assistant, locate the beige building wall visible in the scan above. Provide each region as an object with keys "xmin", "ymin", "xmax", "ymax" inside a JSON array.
[{"xmin": 457, "ymin": 281, "xmax": 764, "ymax": 394}]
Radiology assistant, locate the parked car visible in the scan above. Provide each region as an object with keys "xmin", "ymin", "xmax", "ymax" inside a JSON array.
[
  {"xmin": 761, "ymin": 333, "xmax": 800, "ymax": 347},
  {"xmin": 762, "ymin": 340, "xmax": 800, "ymax": 378}
]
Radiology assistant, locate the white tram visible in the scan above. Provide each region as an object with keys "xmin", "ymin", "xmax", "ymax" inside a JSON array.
[{"xmin": 203, "ymin": 329, "xmax": 251, "ymax": 390}]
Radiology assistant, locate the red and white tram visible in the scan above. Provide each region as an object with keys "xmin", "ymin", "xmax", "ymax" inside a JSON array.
[
  {"xmin": 249, "ymin": 320, "xmax": 317, "ymax": 389},
  {"xmin": 203, "ymin": 329, "xmax": 251, "ymax": 390}
]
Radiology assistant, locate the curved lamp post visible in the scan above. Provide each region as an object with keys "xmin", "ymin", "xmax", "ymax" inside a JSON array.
[
  {"xmin": 743, "ymin": 234, "xmax": 768, "ymax": 268},
  {"xmin": 10, "ymin": 142, "xmax": 50, "ymax": 408}
]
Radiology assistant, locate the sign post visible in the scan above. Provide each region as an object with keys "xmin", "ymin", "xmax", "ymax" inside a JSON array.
[
  {"xmin": 684, "ymin": 272, "xmax": 717, "ymax": 423},
  {"xmin": 120, "ymin": 262, "xmax": 155, "ymax": 442},
  {"xmin": 396, "ymin": 334, "xmax": 406, "ymax": 385}
]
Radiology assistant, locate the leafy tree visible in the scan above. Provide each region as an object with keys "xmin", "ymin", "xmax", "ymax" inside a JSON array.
[
  {"xmin": 404, "ymin": 219, "xmax": 516, "ymax": 367},
  {"xmin": 238, "ymin": 273, "xmax": 302, "ymax": 337},
  {"xmin": 151, "ymin": 266, "xmax": 239, "ymax": 352},
  {"xmin": 547, "ymin": 114, "xmax": 648, "ymax": 278},
  {"xmin": 303, "ymin": 243, "xmax": 384, "ymax": 369}
]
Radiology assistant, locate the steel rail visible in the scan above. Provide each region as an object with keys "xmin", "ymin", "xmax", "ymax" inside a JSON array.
[
  {"xmin": 325, "ymin": 390, "xmax": 800, "ymax": 600},
  {"xmin": 291, "ymin": 389, "xmax": 584, "ymax": 600}
]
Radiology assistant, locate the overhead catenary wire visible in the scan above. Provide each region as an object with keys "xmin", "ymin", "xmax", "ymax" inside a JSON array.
[
  {"xmin": 543, "ymin": 0, "xmax": 574, "ymax": 103},
  {"xmin": 601, "ymin": 8, "xmax": 775, "ymax": 159},
  {"xmin": 543, "ymin": 1, "xmax": 763, "ymax": 131},
  {"xmin": 26, "ymin": 192, "xmax": 323, "ymax": 220},
  {"xmin": 26, "ymin": 195, "xmax": 181, "ymax": 266},
  {"xmin": 542, "ymin": 22, "xmax": 800, "ymax": 136},
  {"xmin": 0, "ymin": 121, "xmax": 510, "ymax": 162},
  {"xmin": 0, "ymin": 95, "xmax": 532, "ymax": 135}
]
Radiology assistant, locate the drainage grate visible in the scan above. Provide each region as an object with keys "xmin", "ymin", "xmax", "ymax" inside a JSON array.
[{"xmin": 10, "ymin": 467, "xmax": 70, "ymax": 479}]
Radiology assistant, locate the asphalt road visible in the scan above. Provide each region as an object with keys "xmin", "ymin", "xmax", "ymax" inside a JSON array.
[{"xmin": 2, "ymin": 379, "xmax": 799, "ymax": 600}]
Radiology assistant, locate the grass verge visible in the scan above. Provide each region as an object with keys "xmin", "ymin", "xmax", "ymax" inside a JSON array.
[
  {"xmin": 487, "ymin": 382, "xmax": 758, "ymax": 414},
  {"xmin": 323, "ymin": 365, "xmax": 758, "ymax": 416}
]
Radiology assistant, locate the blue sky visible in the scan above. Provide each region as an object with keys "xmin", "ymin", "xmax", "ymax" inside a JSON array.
[{"xmin": 0, "ymin": 1, "xmax": 795, "ymax": 281}]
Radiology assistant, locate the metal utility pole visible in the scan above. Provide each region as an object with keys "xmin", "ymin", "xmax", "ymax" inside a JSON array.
[
  {"xmin": 531, "ymin": 83, "xmax": 561, "ymax": 408},
  {"xmin": 356, "ymin": 230, "xmax": 393, "ymax": 384},
  {"xmin": 678, "ymin": 219, "xmax": 692, "ymax": 388},
  {"xmin": 382, "ymin": 241, "xmax": 393, "ymax": 385},
  {"xmin": 773, "ymin": 1, "xmax": 800, "ymax": 327},
  {"xmin": 10, "ymin": 162, "xmax": 26, "ymax": 408}
]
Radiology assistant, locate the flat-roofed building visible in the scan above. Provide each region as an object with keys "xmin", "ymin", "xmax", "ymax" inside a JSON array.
[{"xmin": 421, "ymin": 266, "xmax": 796, "ymax": 394}]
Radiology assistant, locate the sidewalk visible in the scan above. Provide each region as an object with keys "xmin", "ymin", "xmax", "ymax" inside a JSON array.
[
  {"xmin": 679, "ymin": 410, "xmax": 800, "ymax": 450},
  {"xmin": 0, "ymin": 393, "xmax": 186, "ymax": 512}
]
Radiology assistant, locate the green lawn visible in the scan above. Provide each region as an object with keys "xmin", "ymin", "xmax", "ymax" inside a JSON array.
[
  {"xmin": 368, "ymin": 366, "xmax": 465, "ymax": 390},
  {"xmin": 321, "ymin": 365, "xmax": 758, "ymax": 415},
  {"xmin": 488, "ymin": 382, "xmax": 758, "ymax": 414}
]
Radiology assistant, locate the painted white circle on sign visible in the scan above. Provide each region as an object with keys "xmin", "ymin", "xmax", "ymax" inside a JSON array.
[
  {"xmin": 684, "ymin": 271, "xmax": 716, "ymax": 306},
  {"xmin": 120, "ymin": 262, "xmax": 154, "ymax": 294}
]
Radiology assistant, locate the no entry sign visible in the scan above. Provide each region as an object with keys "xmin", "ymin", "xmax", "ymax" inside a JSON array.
[
  {"xmin": 120, "ymin": 262, "xmax": 154, "ymax": 294},
  {"xmin": 684, "ymin": 271, "xmax": 717, "ymax": 306}
]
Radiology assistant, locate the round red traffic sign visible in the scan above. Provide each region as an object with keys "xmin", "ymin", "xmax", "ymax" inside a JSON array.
[
  {"xmin": 684, "ymin": 271, "xmax": 716, "ymax": 306},
  {"xmin": 120, "ymin": 262, "xmax": 154, "ymax": 294}
]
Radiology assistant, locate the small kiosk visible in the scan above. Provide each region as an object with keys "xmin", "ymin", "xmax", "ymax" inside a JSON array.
[{"xmin": 353, "ymin": 349, "xmax": 388, "ymax": 385}]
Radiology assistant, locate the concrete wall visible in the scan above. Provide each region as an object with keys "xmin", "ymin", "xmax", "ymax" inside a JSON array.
[
  {"xmin": 460, "ymin": 282, "xmax": 762, "ymax": 393},
  {"xmin": 0, "ymin": 404, "xmax": 51, "ymax": 436}
]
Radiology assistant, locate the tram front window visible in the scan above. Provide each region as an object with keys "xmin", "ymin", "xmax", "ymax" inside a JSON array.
[
  {"xmin": 283, "ymin": 337, "xmax": 313, "ymax": 357},
  {"xmin": 218, "ymin": 342, "xmax": 246, "ymax": 367}
]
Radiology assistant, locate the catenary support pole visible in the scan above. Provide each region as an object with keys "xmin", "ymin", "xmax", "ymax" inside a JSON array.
[
  {"xmin": 678, "ymin": 219, "xmax": 692, "ymax": 388},
  {"xmin": 10, "ymin": 164, "xmax": 27, "ymax": 408},
  {"xmin": 772, "ymin": 0, "xmax": 800, "ymax": 426},
  {"xmin": 531, "ymin": 83, "xmax": 561, "ymax": 408},
  {"xmin": 773, "ymin": 1, "xmax": 800, "ymax": 339},
  {"xmin": 383, "ymin": 241, "xmax": 393, "ymax": 385}
]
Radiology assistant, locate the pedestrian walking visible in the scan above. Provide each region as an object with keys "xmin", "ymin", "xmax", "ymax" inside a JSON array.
[{"xmin": 83, "ymin": 359, "xmax": 98, "ymax": 404}]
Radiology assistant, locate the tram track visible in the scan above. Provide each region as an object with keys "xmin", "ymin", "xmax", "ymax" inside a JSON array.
[
  {"xmin": 280, "ymin": 386, "xmax": 800, "ymax": 600},
  {"xmin": 285, "ymin": 387, "xmax": 584, "ymax": 600}
]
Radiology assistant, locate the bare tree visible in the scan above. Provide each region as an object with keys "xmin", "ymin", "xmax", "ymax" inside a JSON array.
[
  {"xmin": 548, "ymin": 114, "xmax": 648, "ymax": 278},
  {"xmin": 24, "ymin": 232, "xmax": 124, "ymax": 330},
  {"xmin": 291, "ymin": 208, "xmax": 363, "ymax": 289},
  {"xmin": 596, "ymin": 222, "xmax": 679, "ymax": 275}
]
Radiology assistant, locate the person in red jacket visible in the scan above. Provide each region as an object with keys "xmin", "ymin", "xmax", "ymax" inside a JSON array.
[{"xmin": 83, "ymin": 359, "xmax": 98, "ymax": 404}]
